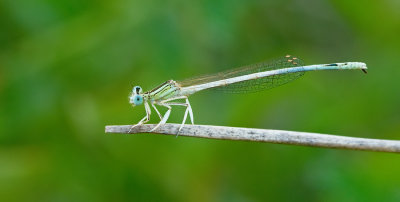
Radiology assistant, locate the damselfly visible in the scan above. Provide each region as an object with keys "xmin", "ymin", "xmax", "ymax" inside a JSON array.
[{"xmin": 129, "ymin": 55, "xmax": 367, "ymax": 132}]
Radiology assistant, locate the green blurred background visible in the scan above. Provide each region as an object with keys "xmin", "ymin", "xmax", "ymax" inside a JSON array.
[{"xmin": 1, "ymin": 0, "xmax": 400, "ymax": 201}]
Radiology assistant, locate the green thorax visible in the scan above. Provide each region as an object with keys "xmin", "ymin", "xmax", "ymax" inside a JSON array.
[{"xmin": 144, "ymin": 80, "xmax": 181, "ymax": 102}]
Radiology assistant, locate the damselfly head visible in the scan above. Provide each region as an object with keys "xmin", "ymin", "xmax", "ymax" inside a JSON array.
[{"xmin": 130, "ymin": 86, "xmax": 144, "ymax": 106}]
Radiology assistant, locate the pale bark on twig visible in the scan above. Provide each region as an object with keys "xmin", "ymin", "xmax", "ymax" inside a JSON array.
[{"xmin": 105, "ymin": 124, "xmax": 400, "ymax": 153}]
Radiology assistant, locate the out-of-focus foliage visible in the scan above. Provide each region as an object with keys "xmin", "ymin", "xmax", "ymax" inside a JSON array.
[{"xmin": 1, "ymin": 0, "xmax": 400, "ymax": 201}]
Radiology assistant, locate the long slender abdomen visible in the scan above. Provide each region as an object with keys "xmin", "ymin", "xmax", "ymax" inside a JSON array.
[{"xmin": 179, "ymin": 62, "xmax": 367, "ymax": 96}]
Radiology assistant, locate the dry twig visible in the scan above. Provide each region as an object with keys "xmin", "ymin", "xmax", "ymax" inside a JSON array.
[{"xmin": 105, "ymin": 124, "xmax": 400, "ymax": 153}]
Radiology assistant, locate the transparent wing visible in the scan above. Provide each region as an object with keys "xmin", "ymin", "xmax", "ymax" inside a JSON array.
[{"xmin": 178, "ymin": 55, "xmax": 305, "ymax": 93}]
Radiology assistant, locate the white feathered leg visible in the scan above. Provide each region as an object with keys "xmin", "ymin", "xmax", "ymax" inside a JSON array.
[
  {"xmin": 151, "ymin": 102, "xmax": 163, "ymax": 120},
  {"xmin": 149, "ymin": 96, "xmax": 195, "ymax": 133},
  {"xmin": 129, "ymin": 102, "xmax": 151, "ymax": 133},
  {"xmin": 150, "ymin": 103, "xmax": 172, "ymax": 132},
  {"xmin": 178, "ymin": 98, "xmax": 194, "ymax": 132}
]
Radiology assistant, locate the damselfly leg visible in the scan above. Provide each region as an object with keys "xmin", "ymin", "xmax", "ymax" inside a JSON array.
[
  {"xmin": 151, "ymin": 103, "xmax": 163, "ymax": 120},
  {"xmin": 179, "ymin": 98, "xmax": 194, "ymax": 131},
  {"xmin": 129, "ymin": 101, "xmax": 151, "ymax": 133},
  {"xmin": 149, "ymin": 96, "xmax": 194, "ymax": 132}
]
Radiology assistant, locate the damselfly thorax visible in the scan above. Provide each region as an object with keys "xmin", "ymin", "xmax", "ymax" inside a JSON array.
[{"xmin": 144, "ymin": 80, "xmax": 182, "ymax": 102}]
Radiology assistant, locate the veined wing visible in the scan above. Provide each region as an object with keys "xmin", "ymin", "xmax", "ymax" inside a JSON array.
[{"xmin": 177, "ymin": 55, "xmax": 305, "ymax": 93}]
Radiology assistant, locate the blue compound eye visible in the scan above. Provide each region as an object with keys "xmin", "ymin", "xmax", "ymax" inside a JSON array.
[{"xmin": 132, "ymin": 94, "xmax": 143, "ymax": 105}]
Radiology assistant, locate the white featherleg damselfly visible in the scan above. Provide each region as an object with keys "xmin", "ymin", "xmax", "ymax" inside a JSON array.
[{"xmin": 129, "ymin": 55, "xmax": 367, "ymax": 133}]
